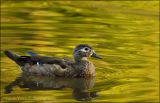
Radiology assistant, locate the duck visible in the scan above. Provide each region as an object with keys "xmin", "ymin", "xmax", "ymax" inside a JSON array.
[{"xmin": 4, "ymin": 44, "xmax": 102, "ymax": 77}]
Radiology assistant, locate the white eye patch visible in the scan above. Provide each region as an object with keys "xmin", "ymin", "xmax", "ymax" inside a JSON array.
[{"xmin": 79, "ymin": 47, "xmax": 90, "ymax": 52}]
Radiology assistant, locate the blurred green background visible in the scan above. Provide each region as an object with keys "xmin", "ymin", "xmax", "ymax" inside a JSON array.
[{"xmin": 1, "ymin": 0, "xmax": 159, "ymax": 103}]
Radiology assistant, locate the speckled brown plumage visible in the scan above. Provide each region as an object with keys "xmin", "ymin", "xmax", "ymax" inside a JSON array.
[{"xmin": 4, "ymin": 44, "xmax": 101, "ymax": 77}]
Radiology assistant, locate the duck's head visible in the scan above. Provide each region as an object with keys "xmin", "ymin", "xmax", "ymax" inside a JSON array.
[{"xmin": 73, "ymin": 44, "xmax": 102, "ymax": 61}]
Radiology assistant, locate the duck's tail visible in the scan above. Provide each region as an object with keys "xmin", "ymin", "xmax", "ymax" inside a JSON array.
[
  {"xmin": 4, "ymin": 50, "xmax": 25, "ymax": 67},
  {"xmin": 4, "ymin": 50, "xmax": 20, "ymax": 61}
]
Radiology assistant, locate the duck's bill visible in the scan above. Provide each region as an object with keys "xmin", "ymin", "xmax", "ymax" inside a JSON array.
[{"xmin": 91, "ymin": 52, "xmax": 102, "ymax": 59}]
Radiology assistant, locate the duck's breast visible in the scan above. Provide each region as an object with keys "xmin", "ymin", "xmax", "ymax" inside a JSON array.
[{"xmin": 72, "ymin": 61, "xmax": 95, "ymax": 77}]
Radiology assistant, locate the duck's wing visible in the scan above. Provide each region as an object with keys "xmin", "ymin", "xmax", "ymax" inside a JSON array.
[
  {"xmin": 19, "ymin": 56, "xmax": 76, "ymax": 77},
  {"xmin": 26, "ymin": 51, "xmax": 37, "ymax": 56},
  {"xmin": 26, "ymin": 51, "xmax": 70, "ymax": 68},
  {"xmin": 18, "ymin": 56, "xmax": 67, "ymax": 68},
  {"xmin": 4, "ymin": 50, "xmax": 67, "ymax": 68}
]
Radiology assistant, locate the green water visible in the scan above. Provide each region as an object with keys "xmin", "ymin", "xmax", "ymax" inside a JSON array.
[{"xmin": 1, "ymin": 1, "xmax": 159, "ymax": 103}]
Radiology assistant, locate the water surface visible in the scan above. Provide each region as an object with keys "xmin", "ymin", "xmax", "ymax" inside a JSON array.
[{"xmin": 1, "ymin": 1, "xmax": 159, "ymax": 103}]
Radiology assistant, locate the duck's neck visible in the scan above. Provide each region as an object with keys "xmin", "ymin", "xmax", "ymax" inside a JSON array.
[{"xmin": 74, "ymin": 55, "xmax": 88, "ymax": 63}]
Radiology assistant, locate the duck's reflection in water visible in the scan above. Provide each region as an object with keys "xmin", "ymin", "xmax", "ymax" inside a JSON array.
[{"xmin": 5, "ymin": 74, "xmax": 98, "ymax": 101}]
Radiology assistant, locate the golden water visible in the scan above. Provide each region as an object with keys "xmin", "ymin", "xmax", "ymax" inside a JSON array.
[{"xmin": 1, "ymin": 1, "xmax": 159, "ymax": 103}]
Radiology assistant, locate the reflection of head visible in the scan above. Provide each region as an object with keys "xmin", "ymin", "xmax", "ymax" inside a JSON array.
[{"xmin": 72, "ymin": 89, "xmax": 98, "ymax": 101}]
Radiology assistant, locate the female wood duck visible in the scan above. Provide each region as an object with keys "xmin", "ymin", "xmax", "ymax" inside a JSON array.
[{"xmin": 4, "ymin": 44, "xmax": 102, "ymax": 77}]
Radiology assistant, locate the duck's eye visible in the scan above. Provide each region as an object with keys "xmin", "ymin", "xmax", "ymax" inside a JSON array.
[{"xmin": 84, "ymin": 47, "xmax": 89, "ymax": 51}]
